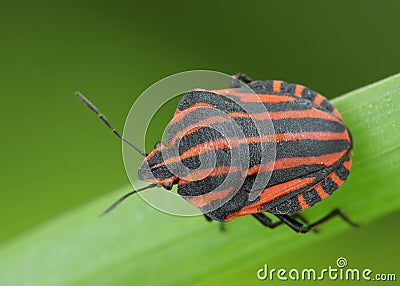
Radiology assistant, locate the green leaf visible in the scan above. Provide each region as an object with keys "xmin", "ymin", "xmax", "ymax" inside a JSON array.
[{"xmin": 0, "ymin": 74, "xmax": 399, "ymax": 286}]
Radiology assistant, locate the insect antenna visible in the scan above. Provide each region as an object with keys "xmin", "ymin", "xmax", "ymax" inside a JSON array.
[
  {"xmin": 100, "ymin": 183, "xmax": 159, "ymax": 216},
  {"xmin": 75, "ymin": 92, "xmax": 147, "ymax": 157}
]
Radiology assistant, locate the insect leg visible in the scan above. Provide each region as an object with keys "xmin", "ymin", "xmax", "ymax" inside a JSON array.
[
  {"xmin": 305, "ymin": 208, "xmax": 359, "ymax": 230},
  {"xmin": 275, "ymin": 208, "xmax": 358, "ymax": 233},
  {"xmin": 252, "ymin": 213, "xmax": 283, "ymax": 229},
  {"xmin": 290, "ymin": 213, "xmax": 309, "ymax": 224},
  {"xmin": 291, "ymin": 213, "xmax": 318, "ymax": 233},
  {"xmin": 230, "ymin": 73, "xmax": 253, "ymax": 88},
  {"xmin": 204, "ymin": 214, "xmax": 226, "ymax": 232},
  {"xmin": 203, "ymin": 214, "xmax": 213, "ymax": 222},
  {"xmin": 253, "ymin": 213, "xmax": 318, "ymax": 233}
]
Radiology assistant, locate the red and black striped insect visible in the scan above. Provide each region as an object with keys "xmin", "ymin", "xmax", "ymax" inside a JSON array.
[{"xmin": 76, "ymin": 73, "xmax": 357, "ymax": 233}]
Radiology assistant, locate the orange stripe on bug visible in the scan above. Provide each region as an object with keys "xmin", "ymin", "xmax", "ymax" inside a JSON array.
[
  {"xmin": 228, "ymin": 107, "xmax": 341, "ymax": 122},
  {"xmin": 273, "ymin": 151, "xmax": 348, "ymax": 170},
  {"xmin": 313, "ymin": 94, "xmax": 325, "ymax": 106},
  {"xmin": 297, "ymin": 193, "xmax": 310, "ymax": 210},
  {"xmin": 181, "ymin": 166, "xmax": 241, "ymax": 183},
  {"xmin": 293, "ymin": 85, "xmax": 305, "ymax": 97},
  {"xmin": 257, "ymin": 177, "xmax": 315, "ymax": 203},
  {"xmin": 208, "ymin": 88, "xmax": 297, "ymax": 103},
  {"xmin": 169, "ymin": 115, "xmax": 232, "ymax": 145},
  {"xmin": 225, "ymin": 177, "xmax": 316, "ymax": 220},
  {"xmin": 343, "ymin": 157, "xmax": 352, "ymax": 171},
  {"xmin": 332, "ymin": 109, "xmax": 343, "ymax": 121},
  {"xmin": 170, "ymin": 102, "xmax": 215, "ymax": 125},
  {"xmin": 184, "ymin": 187, "xmax": 233, "ymax": 208},
  {"xmin": 273, "ymin": 80, "xmax": 282, "ymax": 93},
  {"xmin": 330, "ymin": 172, "xmax": 345, "ymax": 187},
  {"xmin": 315, "ymin": 184, "xmax": 330, "ymax": 200}
]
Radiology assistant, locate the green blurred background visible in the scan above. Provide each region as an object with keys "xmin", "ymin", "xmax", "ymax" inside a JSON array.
[{"xmin": 1, "ymin": 0, "xmax": 399, "ymax": 284}]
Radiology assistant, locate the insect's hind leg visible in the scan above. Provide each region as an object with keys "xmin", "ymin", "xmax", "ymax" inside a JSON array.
[
  {"xmin": 230, "ymin": 73, "xmax": 253, "ymax": 88},
  {"xmin": 252, "ymin": 213, "xmax": 317, "ymax": 233},
  {"xmin": 252, "ymin": 213, "xmax": 283, "ymax": 229},
  {"xmin": 291, "ymin": 213, "xmax": 319, "ymax": 233},
  {"xmin": 275, "ymin": 208, "xmax": 359, "ymax": 233}
]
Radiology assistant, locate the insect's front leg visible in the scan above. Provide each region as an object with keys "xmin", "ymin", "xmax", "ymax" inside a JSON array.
[
  {"xmin": 204, "ymin": 214, "xmax": 226, "ymax": 232},
  {"xmin": 230, "ymin": 73, "xmax": 253, "ymax": 88},
  {"xmin": 203, "ymin": 214, "xmax": 213, "ymax": 222}
]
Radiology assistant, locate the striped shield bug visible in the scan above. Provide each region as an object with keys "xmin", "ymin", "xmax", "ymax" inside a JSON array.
[{"xmin": 76, "ymin": 73, "xmax": 357, "ymax": 233}]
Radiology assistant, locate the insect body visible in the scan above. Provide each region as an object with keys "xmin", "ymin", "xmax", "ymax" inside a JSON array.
[{"xmin": 76, "ymin": 73, "xmax": 357, "ymax": 233}]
